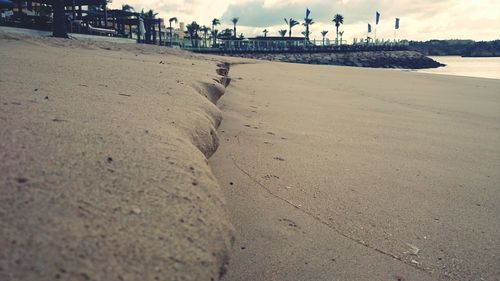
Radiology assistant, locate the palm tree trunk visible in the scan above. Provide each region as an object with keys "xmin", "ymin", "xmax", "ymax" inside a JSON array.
[
  {"xmin": 233, "ymin": 24, "xmax": 236, "ymax": 39},
  {"xmin": 289, "ymin": 27, "xmax": 292, "ymax": 37},
  {"xmin": 336, "ymin": 26, "xmax": 339, "ymax": 45},
  {"xmin": 152, "ymin": 24, "xmax": 157, "ymax": 44},
  {"xmin": 169, "ymin": 23, "xmax": 173, "ymax": 46},
  {"xmin": 145, "ymin": 22, "xmax": 151, "ymax": 44},
  {"xmin": 212, "ymin": 25, "xmax": 216, "ymax": 47},
  {"xmin": 71, "ymin": 2, "xmax": 76, "ymax": 21},
  {"xmin": 158, "ymin": 22, "xmax": 162, "ymax": 45},
  {"xmin": 52, "ymin": 0, "xmax": 68, "ymax": 38},
  {"xmin": 103, "ymin": 4, "xmax": 107, "ymax": 28}
]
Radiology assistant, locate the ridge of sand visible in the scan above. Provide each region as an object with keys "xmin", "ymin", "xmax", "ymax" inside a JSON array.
[{"xmin": 0, "ymin": 32, "xmax": 237, "ymax": 281}]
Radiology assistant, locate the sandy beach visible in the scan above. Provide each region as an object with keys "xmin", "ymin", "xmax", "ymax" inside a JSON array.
[
  {"xmin": 210, "ymin": 62, "xmax": 500, "ymax": 280},
  {"xmin": 0, "ymin": 31, "xmax": 237, "ymax": 281},
  {"xmin": 1, "ymin": 31, "xmax": 499, "ymax": 281}
]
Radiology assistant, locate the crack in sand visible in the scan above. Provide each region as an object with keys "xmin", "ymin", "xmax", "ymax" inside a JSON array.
[{"xmin": 230, "ymin": 155, "xmax": 434, "ymax": 277}]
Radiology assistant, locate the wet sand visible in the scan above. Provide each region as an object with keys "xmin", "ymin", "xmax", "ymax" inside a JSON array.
[{"xmin": 210, "ymin": 62, "xmax": 500, "ymax": 280}]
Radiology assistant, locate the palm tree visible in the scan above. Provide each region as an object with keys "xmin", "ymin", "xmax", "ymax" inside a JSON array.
[
  {"xmin": 212, "ymin": 29, "xmax": 219, "ymax": 46},
  {"xmin": 284, "ymin": 18, "xmax": 299, "ymax": 37},
  {"xmin": 278, "ymin": 29, "xmax": 287, "ymax": 38},
  {"xmin": 231, "ymin": 17, "xmax": 239, "ymax": 39},
  {"xmin": 321, "ymin": 30, "xmax": 328, "ymax": 46},
  {"xmin": 262, "ymin": 29, "xmax": 269, "ymax": 37},
  {"xmin": 303, "ymin": 18, "xmax": 314, "ymax": 41},
  {"xmin": 121, "ymin": 4, "xmax": 134, "ymax": 12},
  {"xmin": 141, "ymin": 9, "xmax": 158, "ymax": 44},
  {"xmin": 168, "ymin": 17, "xmax": 178, "ymax": 46},
  {"xmin": 186, "ymin": 21, "xmax": 200, "ymax": 48},
  {"xmin": 339, "ymin": 31, "xmax": 344, "ymax": 45},
  {"xmin": 332, "ymin": 14, "xmax": 344, "ymax": 45},
  {"xmin": 121, "ymin": 4, "xmax": 134, "ymax": 35},
  {"xmin": 52, "ymin": 0, "xmax": 68, "ymax": 38},
  {"xmin": 200, "ymin": 25, "xmax": 210, "ymax": 48},
  {"xmin": 211, "ymin": 18, "xmax": 220, "ymax": 47},
  {"xmin": 218, "ymin": 28, "xmax": 233, "ymax": 40}
]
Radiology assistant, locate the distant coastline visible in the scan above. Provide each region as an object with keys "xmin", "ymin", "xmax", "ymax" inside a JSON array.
[{"xmin": 409, "ymin": 39, "xmax": 500, "ymax": 57}]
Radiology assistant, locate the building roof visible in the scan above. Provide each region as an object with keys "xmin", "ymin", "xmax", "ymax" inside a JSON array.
[
  {"xmin": 248, "ymin": 36, "xmax": 306, "ymax": 41},
  {"xmin": 32, "ymin": 0, "xmax": 107, "ymax": 6}
]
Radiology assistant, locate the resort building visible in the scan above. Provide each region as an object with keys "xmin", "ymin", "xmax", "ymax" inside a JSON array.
[{"xmin": 219, "ymin": 36, "xmax": 307, "ymax": 51}]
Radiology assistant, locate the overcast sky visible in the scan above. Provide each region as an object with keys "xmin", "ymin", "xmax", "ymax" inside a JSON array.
[{"xmin": 109, "ymin": 0, "xmax": 500, "ymax": 41}]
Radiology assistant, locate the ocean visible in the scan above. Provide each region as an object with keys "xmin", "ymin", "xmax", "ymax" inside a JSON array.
[{"xmin": 418, "ymin": 56, "xmax": 500, "ymax": 80}]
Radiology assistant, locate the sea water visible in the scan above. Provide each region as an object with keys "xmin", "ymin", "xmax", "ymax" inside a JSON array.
[{"xmin": 418, "ymin": 56, "xmax": 500, "ymax": 80}]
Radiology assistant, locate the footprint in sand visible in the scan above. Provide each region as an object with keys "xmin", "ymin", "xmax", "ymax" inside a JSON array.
[
  {"xmin": 273, "ymin": 156, "xmax": 285, "ymax": 161},
  {"xmin": 266, "ymin": 132, "xmax": 275, "ymax": 135},
  {"xmin": 279, "ymin": 218, "xmax": 300, "ymax": 229},
  {"xmin": 263, "ymin": 174, "xmax": 280, "ymax": 180},
  {"xmin": 392, "ymin": 275, "xmax": 406, "ymax": 281}
]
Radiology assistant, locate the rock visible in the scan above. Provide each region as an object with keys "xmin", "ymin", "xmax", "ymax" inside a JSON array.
[
  {"xmin": 131, "ymin": 207, "xmax": 142, "ymax": 215},
  {"xmin": 224, "ymin": 50, "xmax": 443, "ymax": 69},
  {"xmin": 406, "ymin": 243, "xmax": 420, "ymax": 256}
]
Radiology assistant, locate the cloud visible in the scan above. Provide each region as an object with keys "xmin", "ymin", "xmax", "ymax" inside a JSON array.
[
  {"xmin": 221, "ymin": 1, "xmax": 334, "ymax": 27},
  {"xmin": 109, "ymin": 0, "xmax": 500, "ymax": 41}
]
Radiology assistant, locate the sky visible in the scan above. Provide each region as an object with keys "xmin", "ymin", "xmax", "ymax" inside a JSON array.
[{"xmin": 109, "ymin": 0, "xmax": 500, "ymax": 42}]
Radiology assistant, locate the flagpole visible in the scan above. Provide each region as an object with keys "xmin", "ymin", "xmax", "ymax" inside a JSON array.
[{"xmin": 394, "ymin": 18, "xmax": 400, "ymax": 42}]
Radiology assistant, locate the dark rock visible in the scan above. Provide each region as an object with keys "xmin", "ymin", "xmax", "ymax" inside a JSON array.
[
  {"xmin": 15, "ymin": 177, "xmax": 28, "ymax": 183},
  {"xmin": 222, "ymin": 50, "xmax": 444, "ymax": 69}
]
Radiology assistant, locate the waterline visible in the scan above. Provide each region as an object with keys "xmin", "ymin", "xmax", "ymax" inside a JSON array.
[{"xmin": 418, "ymin": 56, "xmax": 500, "ymax": 80}]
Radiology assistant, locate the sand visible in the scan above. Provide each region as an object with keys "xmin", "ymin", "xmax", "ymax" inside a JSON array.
[
  {"xmin": 2, "ymin": 30, "xmax": 499, "ymax": 281},
  {"xmin": 210, "ymin": 62, "xmax": 500, "ymax": 280},
  {"xmin": 0, "ymin": 31, "xmax": 237, "ymax": 281}
]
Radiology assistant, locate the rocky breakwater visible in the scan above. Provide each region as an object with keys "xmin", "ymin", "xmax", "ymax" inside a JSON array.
[{"xmin": 223, "ymin": 50, "xmax": 444, "ymax": 69}]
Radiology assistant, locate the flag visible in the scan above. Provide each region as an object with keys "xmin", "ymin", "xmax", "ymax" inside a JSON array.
[
  {"xmin": 376, "ymin": 11, "xmax": 381, "ymax": 25},
  {"xmin": 395, "ymin": 18, "xmax": 400, "ymax": 29},
  {"xmin": 306, "ymin": 8, "xmax": 311, "ymax": 19},
  {"xmin": 368, "ymin": 23, "xmax": 372, "ymax": 33}
]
